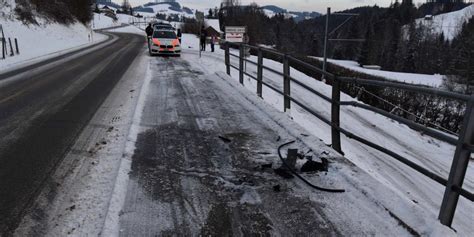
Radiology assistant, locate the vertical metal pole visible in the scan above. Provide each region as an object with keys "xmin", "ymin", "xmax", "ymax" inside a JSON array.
[
  {"xmin": 257, "ymin": 48, "xmax": 263, "ymax": 98},
  {"xmin": 225, "ymin": 43, "xmax": 230, "ymax": 76},
  {"xmin": 8, "ymin": 38, "xmax": 13, "ymax": 56},
  {"xmin": 1, "ymin": 24, "xmax": 4, "ymax": 59},
  {"xmin": 199, "ymin": 21, "xmax": 202, "ymax": 58},
  {"xmin": 283, "ymin": 55, "xmax": 291, "ymax": 111},
  {"xmin": 322, "ymin": 7, "xmax": 330, "ymax": 80},
  {"xmin": 239, "ymin": 45, "xmax": 244, "ymax": 84},
  {"xmin": 2, "ymin": 37, "xmax": 5, "ymax": 59},
  {"xmin": 15, "ymin": 38, "xmax": 19, "ymax": 55},
  {"xmin": 439, "ymin": 97, "xmax": 474, "ymax": 226},
  {"xmin": 331, "ymin": 77, "xmax": 342, "ymax": 154}
]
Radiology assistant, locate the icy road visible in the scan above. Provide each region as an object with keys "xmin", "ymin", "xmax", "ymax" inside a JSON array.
[{"xmin": 0, "ymin": 29, "xmax": 455, "ymax": 236}]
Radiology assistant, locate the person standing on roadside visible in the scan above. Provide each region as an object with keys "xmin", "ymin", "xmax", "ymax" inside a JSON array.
[
  {"xmin": 210, "ymin": 35, "xmax": 215, "ymax": 52},
  {"xmin": 145, "ymin": 23, "xmax": 153, "ymax": 49},
  {"xmin": 200, "ymin": 26, "xmax": 207, "ymax": 51},
  {"xmin": 177, "ymin": 28, "xmax": 182, "ymax": 44}
]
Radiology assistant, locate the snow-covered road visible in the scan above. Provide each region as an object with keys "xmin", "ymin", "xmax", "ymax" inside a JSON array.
[
  {"xmin": 112, "ymin": 46, "xmax": 452, "ymax": 235},
  {"xmin": 3, "ymin": 28, "xmax": 466, "ymax": 235}
]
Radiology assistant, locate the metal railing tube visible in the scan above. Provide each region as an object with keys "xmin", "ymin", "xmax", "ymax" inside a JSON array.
[
  {"xmin": 340, "ymin": 101, "xmax": 458, "ymax": 145},
  {"xmin": 287, "ymin": 55, "xmax": 336, "ymax": 81},
  {"xmin": 337, "ymin": 77, "xmax": 471, "ymax": 102},
  {"xmin": 290, "ymin": 76, "xmax": 332, "ymax": 103},
  {"xmin": 452, "ymin": 185, "xmax": 474, "ymax": 202}
]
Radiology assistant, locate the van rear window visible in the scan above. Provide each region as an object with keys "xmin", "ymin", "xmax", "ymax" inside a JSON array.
[{"xmin": 153, "ymin": 31, "xmax": 177, "ymax": 39}]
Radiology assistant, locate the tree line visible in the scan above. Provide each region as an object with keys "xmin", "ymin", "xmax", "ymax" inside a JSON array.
[{"xmin": 15, "ymin": 0, "xmax": 93, "ymax": 25}]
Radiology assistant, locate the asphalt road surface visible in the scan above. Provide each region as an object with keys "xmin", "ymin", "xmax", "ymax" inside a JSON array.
[
  {"xmin": 0, "ymin": 32, "xmax": 144, "ymax": 235},
  {"xmin": 117, "ymin": 55, "xmax": 415, "ymax": 236}
]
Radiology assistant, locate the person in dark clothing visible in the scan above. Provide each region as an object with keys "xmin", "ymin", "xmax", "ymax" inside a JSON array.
[
  {"xmin": 177, "ymin": 29, "xmax": 182, "ymax": 44},
  {"xmin": 146, "ymin": 23, "xmax": 154, "ymax": 50},
  {"xmin": 145, "ymin": 23, "xmax": 153, "ymax": 37},
  {"xmin": 200, "ymin": 26, "xmax": 207, "ymax": 51},
  {"xmin": 210, "ymin": 36, "xmax": 215, "ymax": 52}
]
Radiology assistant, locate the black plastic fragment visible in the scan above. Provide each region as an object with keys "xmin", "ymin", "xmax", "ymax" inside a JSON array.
[
  {"xmin": 301, "ymin": 158, "xmax": 329, "ymax": 173},
  {"xmin": 274, "ymin": 167, "xmax": 294, "ymax": 179},
  {"xmin": 218, "ymin": 135, "xmax": 232, "ymax": 143}
]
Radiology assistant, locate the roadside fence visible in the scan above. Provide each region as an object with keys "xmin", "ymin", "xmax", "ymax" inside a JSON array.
[
  {"xmin": 0, "ymin": 24, "xmax": 20, "ymax": 60},
  {"xmin": 224, "ymin": 42, "xmax": 473, "ymax": 228}
]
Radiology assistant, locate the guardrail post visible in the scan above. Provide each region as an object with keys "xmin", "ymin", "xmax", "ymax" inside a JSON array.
[
  {"xmin": 1, "ymin": 37, "xmax": 5, "ymax": 59},
  {"xmin": 15, "ymin": 38, "xmax": 19, "ymax": 55},
  {"xmin": 439, "ymin": 96, "xmax": 474, "ymax": 226},
  {"xmin": 8, "ymin": 38, "xmax": 14, "ymax": 56},
  {"xmin": 239, "ymin": 45, "xmax": 244, "ymax": 85},
  {"xmin": 225, "ymin": 43, "xmax": 230, "ymax": 76},
  {"xmin": 331, "ymin": 77, "xmax": 343, "ymax": 154},
  {"xmin": 283, "ymin": 55, "xmax": 291, "ymax": 111},
  {"xmin": 257, "ymin": 48, "xmax": 263, "ymax": 98}
]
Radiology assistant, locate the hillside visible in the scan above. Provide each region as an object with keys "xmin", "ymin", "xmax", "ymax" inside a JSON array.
[
  {"xmin": 416, "ymin": 4, "xmax": 474, "ymax": 40},
  {"xmin": 133, "ymin": 2, "xmax": 195, "ymax": 18},
  {"xmin": 261, "ymin": 5, "xmax": 321, "ymax": 22},
  {"xmin": 0, "ymin": 0, "xmax": 103, "ymax": 72}
]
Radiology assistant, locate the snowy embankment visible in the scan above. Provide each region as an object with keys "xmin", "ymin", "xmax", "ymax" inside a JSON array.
[
  {"xmin": 92, "ymin": 13, "xmax": 141, "ymax": 30},
  {"xmin": 416, "ymin": 4, "xmax": 474, "ymax": 40},
  {"xmin": 311, "ymin": 57, "xmax": 444, "ymax": 87},
  {"xmin": 182, "ymin": 36, "xmax": 473, "ymax": 234},
  {"xmin": 0, "ymin": 1, "xmax": 110, "ymax": 73},
  {"xmin": 0, "ymin": 19, "xmax": 103, "ymax": 72}
]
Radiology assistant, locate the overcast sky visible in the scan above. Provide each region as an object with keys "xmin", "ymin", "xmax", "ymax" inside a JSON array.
[{"xmin": 126, "ymin": 0, "xmax": 426, "ymax": 12}]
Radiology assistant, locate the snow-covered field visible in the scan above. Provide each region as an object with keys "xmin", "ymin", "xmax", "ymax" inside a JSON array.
[
  {"xmin": 416, "ymin": 4, "xmax": 474, "ymax": 40},
  {"xmin": 134, "ymin": 2, "xmax": 195, "ymax": 18},
  {"xmin": 182, "ymin": 36, "xmax": 473, "ymax": 234},
  {"xmin": 311, "ymin": 57, "xmax": 445, "ymax": 87},
  {"xmin": 92, "ymin": 13, "xmax": 142, "ymax": 30}
]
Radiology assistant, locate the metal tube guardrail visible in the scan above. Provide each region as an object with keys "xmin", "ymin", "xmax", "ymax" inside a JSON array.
[
  {"xmin": 337, "ymin": 76, "xmax": 471, "ymax": 102},
  {"xmin": 340, "ymin": 101, "xmax": 459, "ymax": 145},
  {"xmin": 224, "ymin": 42, "xmax": 473, "ymax": 227}
]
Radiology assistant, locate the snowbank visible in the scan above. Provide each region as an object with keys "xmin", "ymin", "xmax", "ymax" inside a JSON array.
[
  {"xmin": 0, "ymin": 17, "xmax": 105, "ymax": 72},
  {"xmin": 416, "ymin": 4, "xmax": 474, "ymax": 40},
  {"xmin": 311, "ymin": 57, "xmax": 445, "ymax": 87}
]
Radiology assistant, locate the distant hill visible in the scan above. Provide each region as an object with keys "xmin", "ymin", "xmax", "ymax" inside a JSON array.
[
  {"xmin": 133, "ymin": 2, "xmax": 195, "ymax": 18},
  {"xmin": 415, "ymin": 4, "xmax": 474, "ymax": 40},
  {"xmin": 261, "ymin": 5, "xmax": 321, "ymax": 22}
]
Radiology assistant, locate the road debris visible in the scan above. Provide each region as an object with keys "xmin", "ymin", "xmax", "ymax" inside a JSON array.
[
  {"xmin": 218, "ymin": 135, "xmax": 232, "ymax": 143},
  {"xmin": 301, "ymin": 158, "xmax": 329, "ymax": 173}
]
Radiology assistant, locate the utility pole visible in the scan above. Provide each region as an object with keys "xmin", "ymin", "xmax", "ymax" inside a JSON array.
[
  {"xmin": 322, "ymin": 7, "xmax": 362, "ymax": 78},
  {"xmin": 322, "ymin": 8, "xmax": 330, "ymax": 80}
]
